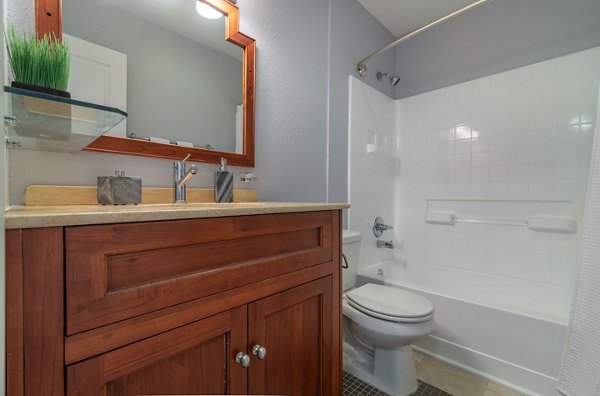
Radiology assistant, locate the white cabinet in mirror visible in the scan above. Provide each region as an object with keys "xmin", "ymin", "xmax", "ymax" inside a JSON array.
[{"xmin": 63, "ymin": 0, "xmax": 244, "ymax": 154}]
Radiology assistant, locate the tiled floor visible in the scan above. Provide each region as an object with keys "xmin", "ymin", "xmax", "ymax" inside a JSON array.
[
  {"xmin": 342, "ymin": 350, "xmax": 525, "ymax": 396},
  {"xmin": 414, "ymin": 350, "xmax": 524, "ymax": 396},
  {"xmin": 343, "ymin": 370, "xmax": 452, "ymax": 396},
  {"xmin": 343, "ymin": 371, "xmax": 391, "ymax": 396}
]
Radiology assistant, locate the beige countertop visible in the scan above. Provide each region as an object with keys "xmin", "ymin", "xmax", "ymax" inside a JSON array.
[{"xmin": 4, "ymin": 202, "xmax": 350, "ymax": 229}]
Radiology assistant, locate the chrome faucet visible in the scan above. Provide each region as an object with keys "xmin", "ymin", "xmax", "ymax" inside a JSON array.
[{"xmin": 174, "ymin": 154, "xmax": 198, "ymax": 203}]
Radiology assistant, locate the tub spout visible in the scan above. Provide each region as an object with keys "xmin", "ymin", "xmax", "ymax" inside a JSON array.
[{"xmin": 377, "ymin": 240, "xmax": 394, "ymax": 249}]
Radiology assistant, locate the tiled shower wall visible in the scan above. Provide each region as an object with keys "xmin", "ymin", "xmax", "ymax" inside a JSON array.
[{"xmin": 395, "ymin": 47, "xmax": 600, "ymax": 322}]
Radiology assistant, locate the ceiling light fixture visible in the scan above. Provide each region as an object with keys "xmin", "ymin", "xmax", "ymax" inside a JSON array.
[{"xmin": 196, "ymin": 1, "xmax": 223, "ymax": 19}]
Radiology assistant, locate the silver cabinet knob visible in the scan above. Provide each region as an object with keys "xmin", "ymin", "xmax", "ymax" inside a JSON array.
[
  {"xmin": 252, "ymin": 344, "xmax": 267, "ymax": 360},
  {"xmin": 235, "ymin": 352, "xmax": 250, "ymax": 368}
]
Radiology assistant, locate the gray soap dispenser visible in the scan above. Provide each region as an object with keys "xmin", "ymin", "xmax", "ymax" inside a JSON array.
[{"xmin": 215, "ymin": 158, "xmax": 234, "ymax": 203}]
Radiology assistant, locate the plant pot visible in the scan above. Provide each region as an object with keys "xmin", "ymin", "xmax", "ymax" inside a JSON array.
[{"xmin": 11, "ymin": 81, "xmax": 71, "ymax": 98}]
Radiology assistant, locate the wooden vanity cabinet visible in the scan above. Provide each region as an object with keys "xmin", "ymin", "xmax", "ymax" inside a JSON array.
[{"xmin": 6, "ymin": 210, "xmax": 342, "ymax": 396}]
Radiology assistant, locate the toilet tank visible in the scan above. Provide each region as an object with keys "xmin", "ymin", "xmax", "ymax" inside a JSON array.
[{"xmin": 342, "ymin": 230, "xmax": 362, "ymax": 292}]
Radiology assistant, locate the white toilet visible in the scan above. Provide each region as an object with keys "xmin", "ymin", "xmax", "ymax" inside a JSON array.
[{"xmin": 342, "ymin": 230, "xmax": 434, "ymax": 396}]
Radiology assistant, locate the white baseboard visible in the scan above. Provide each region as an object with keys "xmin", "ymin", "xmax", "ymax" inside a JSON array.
[{"xmin": 415, "ymin": 335, "xmax": 562, "ymax": 396}]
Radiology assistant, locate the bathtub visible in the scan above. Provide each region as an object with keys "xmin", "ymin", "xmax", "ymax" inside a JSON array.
[{"xmin": 358, "ymin": 260, "xmax": 568, "ymax": 396}]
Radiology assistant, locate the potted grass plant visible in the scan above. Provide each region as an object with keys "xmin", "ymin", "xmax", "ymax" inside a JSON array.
[
  {"xmin": 6, "ymin": 24, "xmax": 72, "ymax": 141},
  {"xmin": 6, "ymin": 24, "xmax": 71, "ymax": 98}
]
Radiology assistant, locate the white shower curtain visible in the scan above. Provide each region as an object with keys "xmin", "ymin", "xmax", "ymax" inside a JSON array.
[{"xmin": 557, "ymin": 88, "xmax": 600, "ymax": 395}]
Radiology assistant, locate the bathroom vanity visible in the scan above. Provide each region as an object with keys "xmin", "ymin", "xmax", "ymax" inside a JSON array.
[{"xmin": 5, "ymin": 204, "xmax": 347, "ymax": 395}]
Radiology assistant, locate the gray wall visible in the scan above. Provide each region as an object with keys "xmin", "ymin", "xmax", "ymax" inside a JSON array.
[
  {"xmin": 9, "ymin": 0, "xmax": 362, "ymax": 204},
  {"xmin": 236, "ymin": 0, "xmax": 330, "ymax": 202},
  {"xmin": 393, "ymin": 0, "xmax": 600, "ymax": 98},
  {"xmin": 328, "ymin": 0, "xmax": 395, "ymax": 209},
  {"xmin": 5, "ymin": 0, "xmax": 32, "ymax": 33},
  {"xmin": 63, "ymin": 0, "xmax": 242, "ymax": 152},
  {"xmin": 4, "ymin": 0, "xmax": 33, "ymax": 85}
]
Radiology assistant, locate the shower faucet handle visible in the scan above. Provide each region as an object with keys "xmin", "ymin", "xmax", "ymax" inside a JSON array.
[{"xmin": 373, "ymin": 216, "xmax": 393, "ymax": 237}]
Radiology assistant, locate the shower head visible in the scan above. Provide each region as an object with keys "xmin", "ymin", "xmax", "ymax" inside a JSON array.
[{"xmin": 376, "ymin": 71, "xmax": 400, "ymax": 86}]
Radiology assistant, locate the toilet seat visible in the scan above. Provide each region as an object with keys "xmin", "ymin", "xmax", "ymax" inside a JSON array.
[{"xmin": 346, "ymin": 284, "xmax": 433, "ymax": 323}]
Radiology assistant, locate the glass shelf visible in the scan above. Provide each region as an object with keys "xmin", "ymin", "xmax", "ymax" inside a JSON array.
[{"xmin": 3, "ymin": 85, "xmax": 127, "ymax": 152}]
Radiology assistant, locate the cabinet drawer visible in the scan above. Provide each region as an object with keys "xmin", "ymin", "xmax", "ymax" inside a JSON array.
[{"xmin": 65, "ymin": 211, "xmax": 334, "ymax": 335}]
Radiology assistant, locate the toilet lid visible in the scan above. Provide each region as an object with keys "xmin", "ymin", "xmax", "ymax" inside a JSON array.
[{"xmin": 346, "ymin": 284, "xmax": 433, "ymax": 321}]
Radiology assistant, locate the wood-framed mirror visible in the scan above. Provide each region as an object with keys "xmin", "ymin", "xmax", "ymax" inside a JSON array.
[{"xmin": 35, "ymin": 0, "xmax": 255, "ymax": 167}]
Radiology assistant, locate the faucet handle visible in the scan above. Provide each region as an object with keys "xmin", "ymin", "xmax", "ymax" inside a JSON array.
[
  {"xmin": 373, "ymin": 216, "xmax": 393, "ymax": 237},
  {"xmin": 180, "ymin": 153, "xmax": 191, "ymax": 163}
]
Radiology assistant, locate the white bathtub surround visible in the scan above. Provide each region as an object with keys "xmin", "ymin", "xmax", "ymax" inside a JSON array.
[
  {"xmin": 557, "ymin": 86, "xmax": 600, "ymax": 395},
  {"xmin": 348, "ymin": 76, "xmax": 397, "ymax": 267},
  {"xmin": 348, "ymin": 47, "xmax": 600, "ymax": 396}
]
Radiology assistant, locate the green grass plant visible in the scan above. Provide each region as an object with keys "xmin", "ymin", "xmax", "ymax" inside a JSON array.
[{"xmin": 6, "ymin": 24, "xmax": 70, "ymax": 91}]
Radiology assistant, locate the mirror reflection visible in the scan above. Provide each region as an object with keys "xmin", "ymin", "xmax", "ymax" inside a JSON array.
[{"xmin": 62, "ymin": 0, "xmax": 244, "ymax": 153}]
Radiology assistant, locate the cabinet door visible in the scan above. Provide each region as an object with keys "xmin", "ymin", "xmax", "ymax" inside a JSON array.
[
  {"xmin": 67, "ymin": 306, "xmax": 247, "ymax": 395},
  {"xmin": 248, "ymin": 277, "xmax": 333, "ymax": 395}
]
